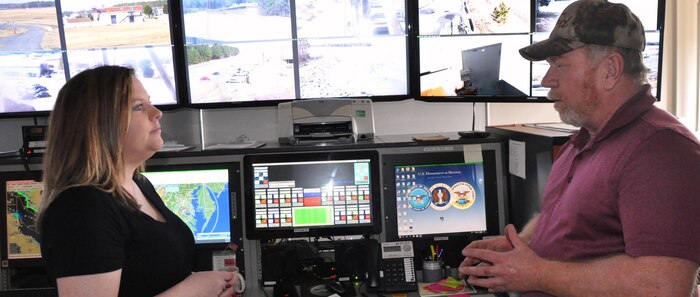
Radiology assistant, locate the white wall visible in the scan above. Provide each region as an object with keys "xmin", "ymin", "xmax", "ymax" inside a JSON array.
[{"xmin": 193, "ymin": 100, "xmax": 486, "ymax": 147}]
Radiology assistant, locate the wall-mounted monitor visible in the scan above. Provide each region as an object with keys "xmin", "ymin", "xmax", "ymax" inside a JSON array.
[
  {"xmin": 382, "ymin": 144, "xmax": 504, "ymax": 268},
  {"xmin": 141, "ymin": 162, "xmax": 242, "ymax": 246},
  {"xmin": 181, "ymin": 0, "xmax": 410, "ymax": 107},
  {"xmin": 0, "ymin": 0, "xmax": 179, "ymax": 118},
  {"xmin": 530, "ymin": 0, "xmax": 663, "ymax": 99},
  {"xmin": 417, "ymin": 0, "xmax": 665, "ymax": 102},
  {"xmin": 0, "ymin": 171, "xmax": 43, "ymax": 268},
  {"xmin": 243, "ymin": 150, "xmax": 382, "ymax": 239}
]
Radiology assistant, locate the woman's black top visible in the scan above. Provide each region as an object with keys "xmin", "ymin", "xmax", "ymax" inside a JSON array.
[{"xmin": 40, "ymin": 176, "xmax": 194, "ymax": 297}]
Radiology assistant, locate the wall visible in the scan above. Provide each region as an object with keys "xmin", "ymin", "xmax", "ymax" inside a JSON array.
[
  {"xmin": 172, "ymin": 100, "xmax": 487, "ymax": 148},
  {"xmin": 0, "ymin": 100, "xmax": 486, "ymax": 153}
]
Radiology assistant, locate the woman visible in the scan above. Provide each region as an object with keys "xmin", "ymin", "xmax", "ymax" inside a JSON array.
[{"xmin": 38, "ymin": 65, "xmax": 239, "ymax": 296}]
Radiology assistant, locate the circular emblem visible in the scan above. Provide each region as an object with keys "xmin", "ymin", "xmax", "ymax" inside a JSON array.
[
  {"xmin": 429, "ymin": 183, "xmax": 452, "ymax": 210},
  {"xmin": 405, "ymin": 185, "xmax": 431, "ymax": 211},
  {"xmin": 451, "ymin": 182, "xmax": 477, "ymax": 209}
]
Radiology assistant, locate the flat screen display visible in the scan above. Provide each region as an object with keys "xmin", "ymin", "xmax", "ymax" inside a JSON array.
[
  {"xmin": 395, "ymin": 162, "xmax": 487, "ymax": 238},
  {"xmin": 243, "ymin": 150, "xmax": 382, "ymax": 239},
  {"xmin": 182, "ymin": 0, "xmax": 409, "ymax": 105},
  {"xmin": 531, "ymin": 0, "xmax": 662, "ymax": 98},
  {"xmin": 0, "ymin": 0, "xmax": 178, "ymax": 117},
  {"xmin": 417, "ymin": 0, "xmax": 665, "ymax": 101},
  {"xmin": 1, "ymin": 171, "xmax": 43, "ymax": 268},
  {"xmin": 382, "ymin": 148, "xmax": 503, "ymax": 268},
  {"xmin": 142, "ymin": 163, "xmax": 239, "ymax": 245}
]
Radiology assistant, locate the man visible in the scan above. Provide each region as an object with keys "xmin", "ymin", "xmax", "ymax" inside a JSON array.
[{"xmin": 458, "ymin": 0, "xmax": 700, "ymax": 296}]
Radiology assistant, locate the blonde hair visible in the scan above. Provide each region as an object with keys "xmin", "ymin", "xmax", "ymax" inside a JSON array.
[{"xmin": 38, "ymin": 65, "xmax": 141, "ymax": 227}]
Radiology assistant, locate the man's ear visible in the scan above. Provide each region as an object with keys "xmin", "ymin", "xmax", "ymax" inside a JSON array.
[{"xmin": 602, "ymin": 53, "xmax": 624, "ymax": 89}]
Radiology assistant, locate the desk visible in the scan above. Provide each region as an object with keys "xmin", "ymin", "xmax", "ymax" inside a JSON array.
[{"xmin": 250, "ymin": 282, "xmax": 503, "ymax": 297}]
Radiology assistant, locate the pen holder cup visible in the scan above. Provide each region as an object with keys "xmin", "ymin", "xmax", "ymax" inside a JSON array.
[{"xmin": 422, "ymin": 260, "xmax": 444, "ymax": 283}]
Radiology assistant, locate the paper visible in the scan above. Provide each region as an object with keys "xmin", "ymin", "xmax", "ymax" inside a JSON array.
[
  {"xmin": 509, "ymin": 140, "xmax": 526, "ymax": 179},
  {"xmin": 205, "ymin": 141, "xmax": 265, "ymax": 150},
  {"xmin": 418, "ymin": 276, "xmax": 476, "ymax": 297},
  {"xmin": 462, "ymin": 144, "xmax": 483, "ymax": 163},
  {"xmin": 413, "ymin": 135, "xmax": 450, "ymax": 142},
  {"xmin": 157, "ymin": 144, "xmax": 194, "ymax": 152}
]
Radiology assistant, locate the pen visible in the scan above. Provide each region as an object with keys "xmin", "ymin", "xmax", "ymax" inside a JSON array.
[{"xmin": 437, "ymin": 249, "xmax": 443, "ymax": 259}]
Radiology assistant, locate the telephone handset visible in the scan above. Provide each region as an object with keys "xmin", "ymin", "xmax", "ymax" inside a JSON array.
[{"xmin": 377, "ymin": 241, "xmax": 418, "ymax": 292}]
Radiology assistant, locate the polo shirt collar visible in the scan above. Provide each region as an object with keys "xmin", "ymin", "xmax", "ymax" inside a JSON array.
[{"xmin": 569, "ymin": 84, "xmax": 655, "ymax": 148}]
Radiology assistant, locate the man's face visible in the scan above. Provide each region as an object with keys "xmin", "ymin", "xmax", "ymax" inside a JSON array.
[{"xmin": 541, "ymin": 47, "xmax": 603, "ymax": 128}]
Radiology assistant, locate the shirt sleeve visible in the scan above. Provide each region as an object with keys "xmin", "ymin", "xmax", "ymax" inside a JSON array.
[
  {"xmin": 41, "ymin": 186, "xmax": 130, "ymax": 278},
  {"xmin": 618, "ymin": 129, "xmax": 700, "ymax": 265}
]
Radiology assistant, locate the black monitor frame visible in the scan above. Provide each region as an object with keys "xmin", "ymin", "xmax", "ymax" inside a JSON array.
[
  {"xmin": 382, "ymin": 149, "xmax": 502, "ymax": 268},
  {"xmin": 0, "ymin": 170, "xmax": 44, "ymax": 269},
  {"xmin": 243, "ymin": 150, "xmax": 382, "ymax": 240},
  {"xmin": 142, "ymin": 162, "xmax": 243, "ymax": 249},
  {"xmin": 142, "ymin": 162, "xmax": 245, "ymax": 273}
]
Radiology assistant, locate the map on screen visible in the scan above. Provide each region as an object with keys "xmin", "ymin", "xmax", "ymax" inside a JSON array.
[
  {"xmin": 142, "ymin": 169, "xmax": 232, "ymax": 244},
  {"xmin": 5, "ymin": 179, "xmax": 43, "ymax": 260}
]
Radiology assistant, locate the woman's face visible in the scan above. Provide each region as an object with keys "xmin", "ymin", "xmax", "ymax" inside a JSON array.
[{"xmin": 123, "ymin": 76, "xmax": 163, "ymax": 164}]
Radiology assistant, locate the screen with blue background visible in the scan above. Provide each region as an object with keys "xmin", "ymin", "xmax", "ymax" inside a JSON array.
[
  {"xmin": 142, "ymin": 168, "xmax": 232, "ymax": 244},
  {"xmin": 395, "ymin": 162, "xmax": 487, "ymax": 238}
]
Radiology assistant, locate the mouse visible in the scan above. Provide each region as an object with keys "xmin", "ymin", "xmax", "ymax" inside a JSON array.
[{"xmin": 325, "ymin": 281, "xmax": 347, "ymax": 295}]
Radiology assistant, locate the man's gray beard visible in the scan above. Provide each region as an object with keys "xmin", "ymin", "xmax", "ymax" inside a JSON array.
[{"xmin": 556, "ymin": 106, "xmax": 585, "ymax": 128}]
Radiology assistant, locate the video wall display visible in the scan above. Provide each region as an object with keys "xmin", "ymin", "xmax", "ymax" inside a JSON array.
[
  {"xmin": 418, "ymin": 0, "xmax": 531, "ymax": 99},
  {"xmin": 418, "ymin": 0, "xmax": 664, "ymax": 101},
  {"xmin": 182, "ymin": 0, "xmax": 409, "ymax": 105},
  {"xmin": 0, "ymin": 0, "xmax": 666, "ymax": 116},
  {"xmin": 0, "ymin": 0, "xmax": 177, "ymax": 116},
  {"xmin": 531, "ymin": 0, "xmax": 662, "ymax": 98}
]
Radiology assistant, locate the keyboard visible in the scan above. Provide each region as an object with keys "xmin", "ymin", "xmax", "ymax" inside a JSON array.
[{"xmin": 0, "ymin": 288, "xmax": 57, "ymax": 297}]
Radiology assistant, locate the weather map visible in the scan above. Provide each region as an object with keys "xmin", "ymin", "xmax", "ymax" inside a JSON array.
[
  {"xmin": 143, "ymin": 169, "xmax": 232, "ymax": 244},
  {"xmin": 5, "ymin": 179, "xmax": 43, "ymax": 260}
]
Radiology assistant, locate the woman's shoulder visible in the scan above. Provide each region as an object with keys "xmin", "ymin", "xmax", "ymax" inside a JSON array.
[{"xmin": 49, "ymin": 185, "xmax": 121, "ymax": 213}]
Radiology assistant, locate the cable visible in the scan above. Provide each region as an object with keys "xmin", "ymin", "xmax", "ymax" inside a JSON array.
[{"xmin": 472, "ymin": 101, "xmax": 476, "ymax": 131}]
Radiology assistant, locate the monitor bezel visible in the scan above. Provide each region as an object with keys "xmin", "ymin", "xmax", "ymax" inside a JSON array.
[
  {"xmin": 142, "ymin": 162, "xmax": 243, "ymax": 250},
  {"xmin": 382, "ymin": 150, "xmax": 501, "ymax": 267},
  {"xmin": 243, "ymin": 150, "xmax": 383, "ymax": 240},
  {"xmin": 0, "ymin": 170, "xmax": 44, "ymax": 268}
]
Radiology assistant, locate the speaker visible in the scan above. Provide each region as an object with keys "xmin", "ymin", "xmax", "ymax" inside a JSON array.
[
  {"xmin": 261, "ymin": 244, "xmax": 299, "ymax": 284},
  {"xmin": 333, "ymin": 239, "xmax": 379, "ymax": 282}
]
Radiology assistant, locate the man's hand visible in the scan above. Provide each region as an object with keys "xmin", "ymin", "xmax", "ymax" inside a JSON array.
[{"xmin": 459, "ymin": 224, "xmax": 545, "ymax": 293}]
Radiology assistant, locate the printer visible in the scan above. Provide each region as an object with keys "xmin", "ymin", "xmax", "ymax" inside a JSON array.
[{"xmin": 277, "ymin": 98, "xmax": 375, "ymax": 145}]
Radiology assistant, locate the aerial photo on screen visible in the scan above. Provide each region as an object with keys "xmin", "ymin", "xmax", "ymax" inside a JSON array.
[
  {"xmin": 418, "ymin": 0, "xmax": 530, "ymax": 36},
  {"xmin": 0, "ymin": 0, "xmax": 176, "ymax": 114},
  {"xmin": 183, "ymin": 0, "xmax": 408, "ymax": 104}
]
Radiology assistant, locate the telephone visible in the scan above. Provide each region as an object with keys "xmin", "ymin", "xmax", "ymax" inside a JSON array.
[{"xmin": 375, "ymin": 241, "xmax": 418, "ymax": 292}]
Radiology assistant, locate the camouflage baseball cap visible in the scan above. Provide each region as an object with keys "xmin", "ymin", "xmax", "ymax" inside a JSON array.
[{"xmin": 519, "ymin": 0, "xmax": 645, "ymax": 61}]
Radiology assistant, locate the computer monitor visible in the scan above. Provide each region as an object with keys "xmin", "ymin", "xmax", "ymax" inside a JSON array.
[
  {"xmin": 141, "ymin": 162, "xmax": 242, "ymax": 246},
  {"xmin": 1, "ymin": 171, "xmax": 44, "ymax": 268},
  {"xmin": 243, "ymin": 150, "xmax": 382, "ymax": 240},
  {"xmin": 382, "ymin": 145, "xmax": 503, "ymax": 267}
]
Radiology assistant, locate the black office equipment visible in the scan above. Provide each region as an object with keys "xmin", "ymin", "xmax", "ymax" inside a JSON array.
[
  {"xmin": 243, "ymin": 150, "xmax": 382, "ymax": 240},
  {"xmin": 377, "ymin": 241, "xmax": 417, "ymax": 292},
  {"xmin": 382, "ymin": 145, "xmax": 505, "ymax": 269},
  {"xmin": 1, "ymin": 171, "xmax": 44, "ymax": 269}
]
